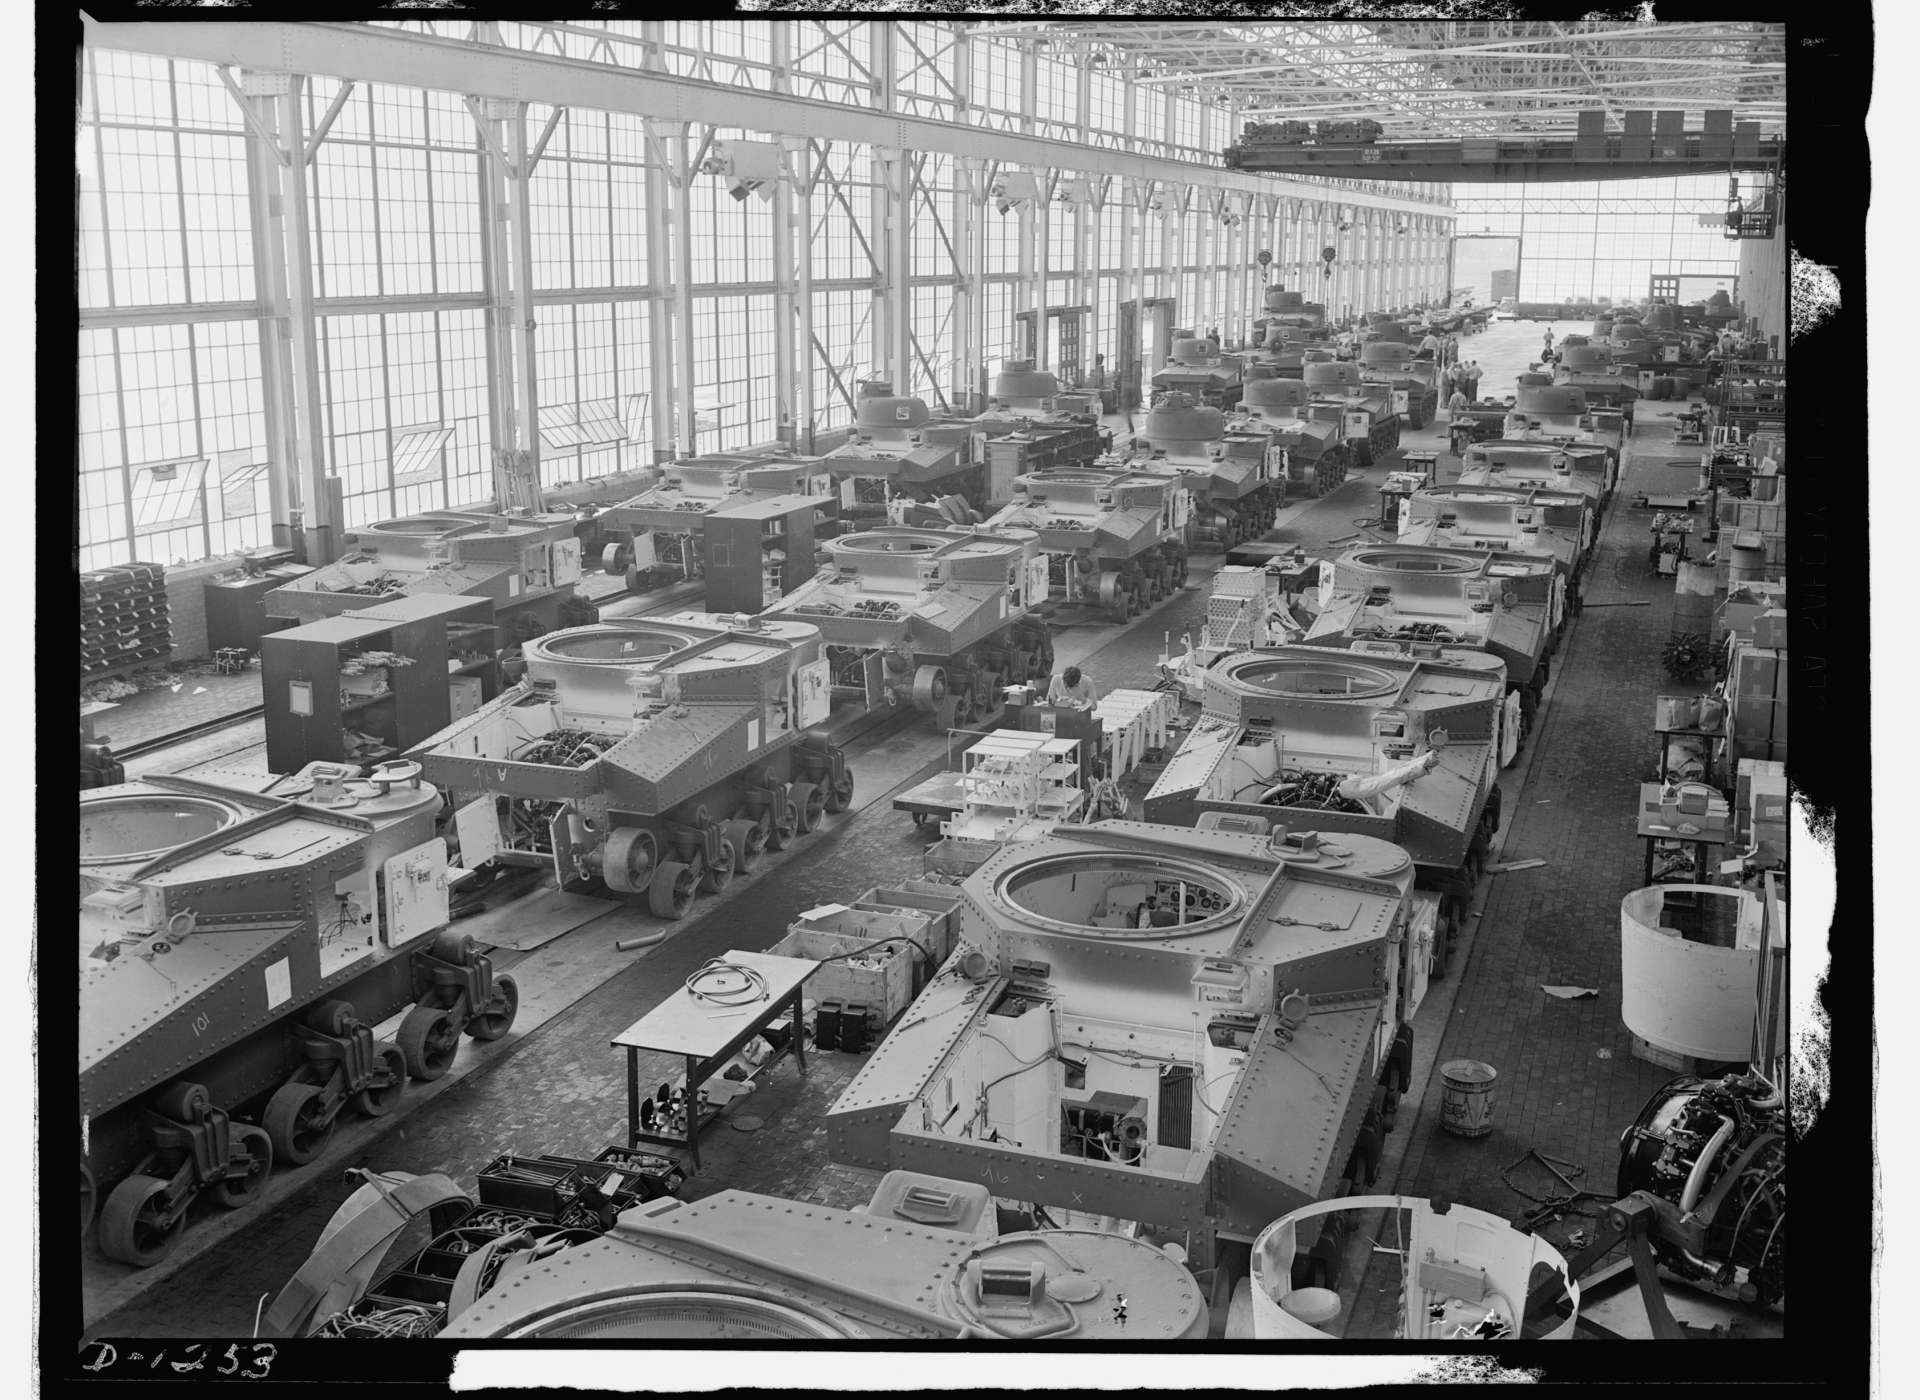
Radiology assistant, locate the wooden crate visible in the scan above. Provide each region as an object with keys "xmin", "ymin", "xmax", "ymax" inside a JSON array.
[{"xmin": 769, "ymin": 924, "xmax": 918, "ymax": 1029}]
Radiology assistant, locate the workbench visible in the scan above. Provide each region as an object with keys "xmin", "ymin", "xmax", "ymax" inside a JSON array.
[
  {"xmin": 610, "ymin": 950, "xmax": 815, "ymax": 1170},
  {"xmin": 1635, "ymin": 783, "xmax": 1734, "ymax": 887}
]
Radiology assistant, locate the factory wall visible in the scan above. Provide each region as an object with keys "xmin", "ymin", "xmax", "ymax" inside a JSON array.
[{"xmin": 75, "ymin": 20, "xmax": 1452, "ymax": 574}]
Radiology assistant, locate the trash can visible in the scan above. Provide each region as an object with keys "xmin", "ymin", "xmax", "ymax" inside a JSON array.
[{"xmin": 1439, "ymin": 1060, "xmax": 1498, "ymax": 1138}]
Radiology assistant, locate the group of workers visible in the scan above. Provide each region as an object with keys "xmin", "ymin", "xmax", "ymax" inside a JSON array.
[{"xmin": 1443, "ymin": 359, "xmax": 1486, "ymax": 419}]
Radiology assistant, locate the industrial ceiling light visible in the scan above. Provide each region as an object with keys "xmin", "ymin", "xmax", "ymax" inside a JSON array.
[{"xmin": 990, "ymin": 169, "xmax": 1042, "ymax": 217}]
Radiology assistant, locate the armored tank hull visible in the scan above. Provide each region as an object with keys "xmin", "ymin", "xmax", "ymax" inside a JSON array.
[
  {"xmin": 1143, "ymin": 646, "xmax": 1507, "ymax": 980},
  {"xmin": 1116, "ymin": 393, "xmax": 1285, "ymax": 550},
  {"xmin": 1301, "ymin": 542, "xmax": 1563, "ymax": 746},
  {"xmin": 81, "ymin": 763, "xmax": 514, "ymax": 1267},
  {"xmin": 828, "ymin": 821, "xmax": 1432, "ymax": 1256},
  {"xmin": 591, "ymin": 454, "xmax": 836, "ymax": 592},
  {"xmin": 415, "ymin": 614, "xmax": 850, "ymax": 922},
  {"xmin": 265, "ymin": 510, "xmax": 592, "ymax": 642},
  {"xmin": 1232, "ymin": 377, "xmax": 1352, "ymax": 498},
  {"xmin": 1459, "ymin": 439, "xmax": 1609, "ymax": 517},
  {"xmin": 1399, "ymin": 483, "xmax": 1594, "ymax": 591},
  {"xmin": 985, "ymin": 468, "xmax": 1192, "ymax": 624},
  {"xmin": 1356, "ymin": 342, "xmax": 1442, "ymax": 431},
  {"xmin": 1151, "ymin": 336, "xmax": 1245, "ymax": 411},
  {"xmin": 824, "ymin": 384, "xmax": 985, "ymax": 524},
  {"xmin": 1303, "ymin": 361, "xmax": 1402, "ymax": 467},
  {"xmin": 762, "ymin": 525, "xmax": 1055, "ymax": 728}
]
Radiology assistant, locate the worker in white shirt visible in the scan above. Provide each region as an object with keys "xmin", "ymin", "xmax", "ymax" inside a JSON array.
[
  {"xmin": 1417, "ymin": 331, "xmax": 1441, "ymax": 360},
  {"xmin": 1047, "ymin": 665, "xmax": 1099, "ymax": 709}
]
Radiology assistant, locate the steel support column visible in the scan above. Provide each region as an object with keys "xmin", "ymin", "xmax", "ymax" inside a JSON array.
[
  {"xmin": 233, "ymin": 71, "xmax": 297, "ymax": 552},
  {"xmin": 670, "ymin": 123, "xmax": 699, "ymax": 458},
  {"xmin": 272, "ymin": 75, "xmax": 333, "ymax": 563},
  {"xmin": 770, "ymin": 32, "xmax": 798, "ymax": 449}
]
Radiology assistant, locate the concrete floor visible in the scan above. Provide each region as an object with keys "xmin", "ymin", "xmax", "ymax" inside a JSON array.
[{"xmin": 76, "ymin": 320, "xmax": 1731, "ymax": 1340}]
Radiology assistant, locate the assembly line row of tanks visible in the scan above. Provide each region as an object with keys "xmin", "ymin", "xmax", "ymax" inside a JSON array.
[{"xmin": 72, "ymin": 285, "xmax": 1618, "ymax": 1278}]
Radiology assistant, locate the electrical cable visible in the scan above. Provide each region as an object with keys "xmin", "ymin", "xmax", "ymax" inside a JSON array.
[{"xmin": 685, "ymin": 958, "xmax": 769, "ymax": 1007}]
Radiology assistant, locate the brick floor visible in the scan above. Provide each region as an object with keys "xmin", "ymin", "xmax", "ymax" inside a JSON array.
[{"xmin": 1339, "ymin": 389, "xmax": 1703, "ymax": 1335}]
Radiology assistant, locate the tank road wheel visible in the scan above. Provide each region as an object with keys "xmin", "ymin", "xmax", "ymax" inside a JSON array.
[
  {"xmin": 263, "ymin": 1081, "xmax": 335, "ymax": 1167},
  {"xmin": 397, "ymin": 1003, "xmax": 462, "ymax": 1083},
  {"xmin": 1097, "ymin": 570, "xmax": 1127, "ymax": 622},
  {"xmin": 602, "ymin": 542, "xmax": 631, "ymax": 576},
  {"xmin": 98, "ymin": 1174, "xmax": 184, "ymax": 1269},
  {"xmin": 912, "ymin": 665, "xmax": 947, "ymax": 711},
  {"xmin": 648, "ymin": 860, "xmax": 697, "ymax": 919},
  {"xmin": 700, "ymin": 838, "xmax": 737, "ymax": 894},
  {"xmin": 788, "ymin": 781, "xmax": 827, "ymax": 834},
  {"xmin": 723, "ymin": 818, "xmax": 767, "ymax": 873},
  {"xmin": 600, "ymin": 827, "xmax": 658, "ymax": 895},
  {"xmin": 211, "ymin": 1124, "xmax": 273, "ymax": 1210},
  {"xmin": 826, "ymin": 771, "xmax": 856, "ymax": 814},
  {"xmin": 351, "ymin": 1045, "xmax": 408, "ymax": 1118},
  {"xmin": 467, "ymin": 974, "xmax": 520, "ymax": 1042}
]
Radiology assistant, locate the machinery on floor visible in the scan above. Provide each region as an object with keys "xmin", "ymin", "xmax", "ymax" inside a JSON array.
[
  {"xmin": 1303, "ymin": 360, "xmax": 1402, "ymax": 467},
  {"xmin": 80, "ymin": 762, "xmax": 516, "ymax": 1267},
  {"xmin": 414, "ymin": 613, "xmax": 850, "ymax": 921},
  {"xmin": 1143, "ymin": 645, "xmax": 1505, "ymax": 979},
  {"xmin": 827, "ymin": 821, "xmax": 1429, "ymax": 1272},
  {"xmin": 1232, "ymin": 375, "xmax": 1352, "ymax": 498},
  {"xmin": 264, "ymin": 510, "xmax": 595, "ymax": 644},
  {"xmin": 589, "ymin": 453, "xmax": 836, "ymax": 597},
  {"xmin": 1109, "ymin": 392, "xmax": 1285, "ymax": 551},
  {"xmin": 761, "ymin": 524, "xmax": 1055, "ymax": 727},
  {"xmin": 1157, "ymin": 563, "xmax": 1310, "ymax": 701},
  {"xmin": 1356, "ymin": 341, "xmax": 1442, "ymax": 430},
  {"xmin": 1607, "ymin": 1073, "xmax": 1786, "ymax": 1314},
  {"xmin": 1150, "ymin": 335, "xmax": 1245, "ymax": 411},
  {"xmin": 1301, "ymin": 543, "xmax": 1562, "ymax": 750},
  {"xmin": 1398, "ymin": 483, "xmax": 1594, "ymax": 601},
  {"xmin": 824, "ymin": 382, "xmax": 986, "ymax": 525},
  {"xmin": 984, "ymin": 467, "xmax": 1191, "ymax": 624}
]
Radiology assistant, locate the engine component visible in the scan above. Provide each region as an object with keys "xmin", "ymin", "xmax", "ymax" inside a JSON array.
[{"xmin": 1616, "ymin": 1074, "xmax": 1785, "ymax": 1308}]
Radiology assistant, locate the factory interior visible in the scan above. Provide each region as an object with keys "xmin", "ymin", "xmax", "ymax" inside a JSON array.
[{"xmin": 59, "ymin": 13, "xmax": 1866, "ymax": 1376}]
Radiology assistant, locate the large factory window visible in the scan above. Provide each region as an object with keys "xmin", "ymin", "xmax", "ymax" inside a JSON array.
[
  {"xmin": 790, "ymin": 19, "xmax": 872, "ymax": 105},
  {"xmin": 894, "ymin": 22, "xmax": 960, "ymax": 123},
  {"xmin": 810, "ymin": 288, "xmax": 872, "ymax": 430},
  {"xmin": 1452, "ymin": 176, "xmax": 1738, "ymax": 304},
  {"xmin": 1035, "ymin": 51, "xmax": 1078, "ymax": 142}
]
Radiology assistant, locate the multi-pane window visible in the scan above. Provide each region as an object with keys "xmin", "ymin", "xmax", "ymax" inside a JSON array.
[{"xmin": 1452, "ymin": 176, "xmax": 1739, "ymax": 304}]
